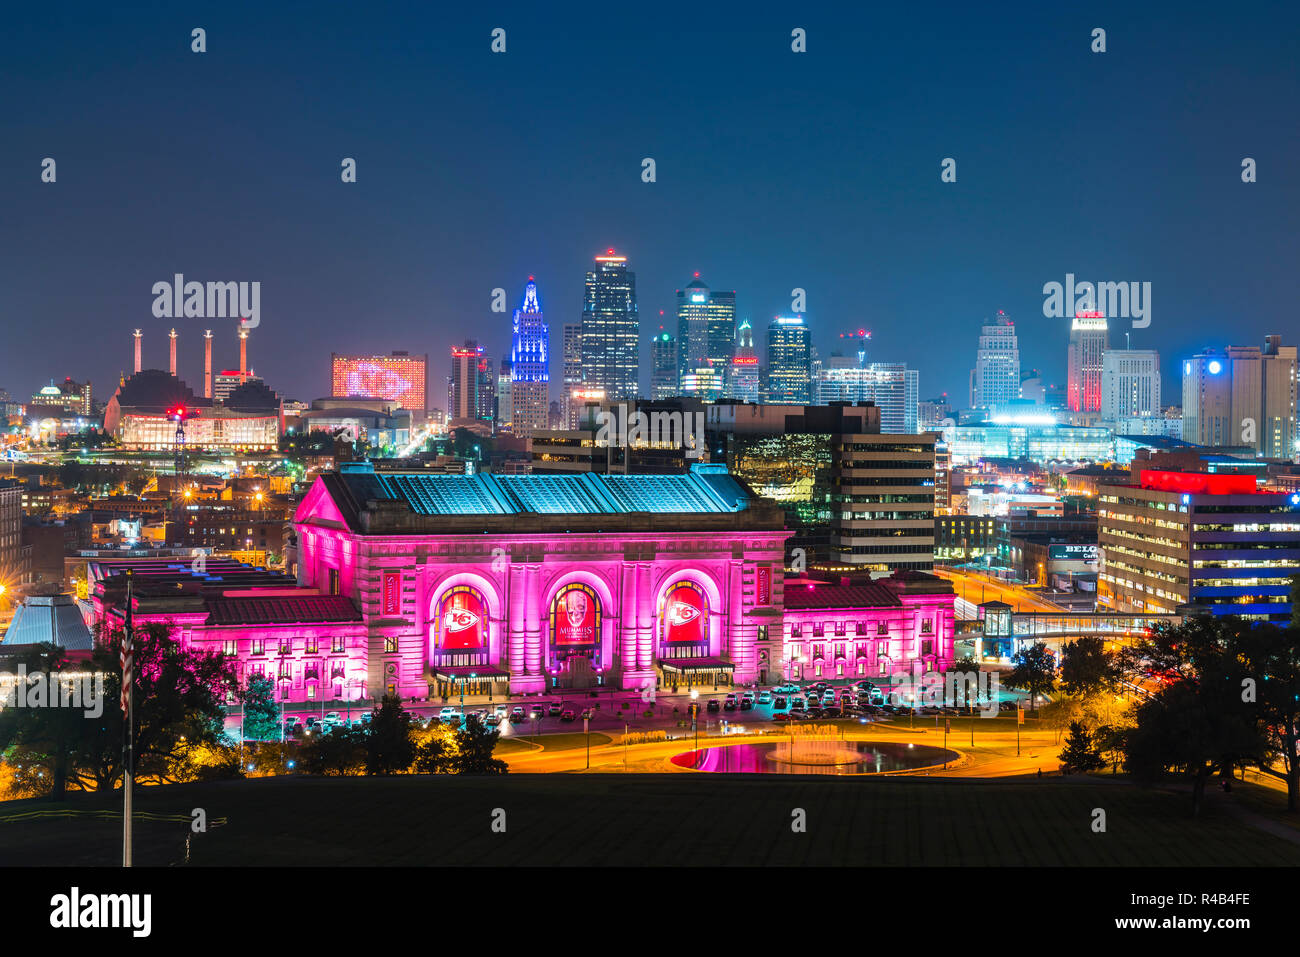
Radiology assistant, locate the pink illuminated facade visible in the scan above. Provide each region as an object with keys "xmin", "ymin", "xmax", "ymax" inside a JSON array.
[{"xmin": 86, "ymin": 466, "xmax": 957, "ymax": 705}]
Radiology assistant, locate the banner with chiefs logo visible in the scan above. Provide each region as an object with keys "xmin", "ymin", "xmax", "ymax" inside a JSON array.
[
  {"xmin": 437, "ymin": 586, "xmax": 486, "ymax": 651},
  {"xmin": 552, "ymin": 583, "xmax": 600, "ymax": 647},
  {"xmin": 662, "ymin": 581, "xmax": 707, "ymax": 645}
]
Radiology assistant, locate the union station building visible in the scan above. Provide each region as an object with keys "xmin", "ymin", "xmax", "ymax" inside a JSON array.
[{"xmin": 88, "ymin": 464, "xmax": 955, "ymax": 703}]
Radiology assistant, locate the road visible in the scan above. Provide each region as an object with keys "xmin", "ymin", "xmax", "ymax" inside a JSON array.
[{"xmin": 934, "ymin": 566, "xmax": 1067, "ymax": 614}]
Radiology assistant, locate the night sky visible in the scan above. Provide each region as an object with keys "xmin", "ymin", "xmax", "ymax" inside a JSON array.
[{"xmin": 3, "ymin": 1, "xmax": 1297, "ymax": 409}]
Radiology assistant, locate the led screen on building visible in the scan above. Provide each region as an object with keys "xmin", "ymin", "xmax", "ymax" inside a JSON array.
[
  {"xmin": 662, "ymin": 581, "xmax": 707, "ymax": 645},
  {"xmin": 330, "ymin": 353, "xmax": 428, "ymax": 413},
  {"xmin": 436, "ymin": 585, "xmax": 487, "ymax": 651}
]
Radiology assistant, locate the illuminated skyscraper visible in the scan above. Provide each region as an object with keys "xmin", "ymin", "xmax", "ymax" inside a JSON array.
[
  {"xmin": 1067, "ymin": 314, "xmax": 1108, "ymax": 413},
  {"xmin": 1181, "ymin": 336, "xmax": 1297, "ymax": 457},
  {"xmin": 766, "ymin": 315, "xmax": 811, "ymax": 404},
  {"xmin": 580, "ymin": 250, "xmax": 638, "ymax": 401},
  {"xmin": 972, "ymin": 313, "xmax": 1019, "ymax": 413},
  {"xmin": 450, "ymin": 340, "xmax": 492, "ymax": 426},
  {"xmin": 509, "ymin": 277, "xmax": 549, "ymax": 440},
  {"xmin": 726, "ymin": 320, "xmax": 761, "ymax": 402},
  {"xmin": 561, "ymin": 323, "xmax": 583, "ymax": 427},
  {"xmin": 815, "ymin": 356, "xmax": 919, "ymax": 432},
  {"xmin": 651, "ymin": 331, "xmax": 678, "ymax": 401},
  {"xmin": 331, "ymin": 351, "xmax": 429, "ymax": 413},
  {"xmin": 675, "ymin": 275, "xmax": 735, "ymax": 400},
  {"xmin": 1100, "ymin": 349, "xmax": 1160, "ymax": 423}
]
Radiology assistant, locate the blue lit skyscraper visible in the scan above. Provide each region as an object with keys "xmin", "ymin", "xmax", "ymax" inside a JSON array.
[
  {"xmin": 510, "ymin": 277, "xmax": 549, "ymax": 440},
  {"xmin": 766, "ymin": 315, "xmax": 812, "ymax": 403}
]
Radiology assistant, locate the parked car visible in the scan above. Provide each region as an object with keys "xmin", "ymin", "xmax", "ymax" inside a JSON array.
[
  {"xmin": 580, "ymin": 708, "xmax": 594, "ymax": 720},
  {"xmin": 773, "ymin": 684, "xmax": 800, "ymax": 695},
  {"xmin": 772, "ymin": 711, "xmax": 792, "ymax": 722},
  {"xmin": 510, "ymin": 706, "xmax": 527, "ymax": 722},
  {"xmin": 758, "ymin": 691, "xmax": 773, "ymax": 705},
  {"xmin": 790, "ymin": 697, "xmax": 806, "ymax": 711},
  {"xmin": 739, "ymin": 698, "xmax": 754, "ymax": 711},
  {"xmin": 559, "ymin": 707, "xmax": 576, "ymax": 722},
  {"xmin": 438, "ymin": 707, "xmax": 459, "ymax": 722},
  {"xmin": 484, "ymin": 713, "xmax": 502, "ymax": 728},
  {"xmin": 706, "ymin": 698, "xmax": 721, "ymax": 712},
  {"xmin": 548, "ymin": 703, "xmax": 563, "ymax": 716},
  {"xmin": 493, "ymin": 705, "xmax": 510, "ymax": 718},
  {"xmin": 772, "ymin": 696, "xmax": 788, "ymax": 712},
  {"xmin": 324, "ymin": 711, "xmax": 343, "ymax": 726},
  {"xmin": 723, "ymin": 697, "xmax": 738, "ymax": 711},
  {"xmin": 529, "ymin": 705, "xmax": 546, "ymax": 719},
  {"xmin": 822, "ymin": 706, "xmax": 842, "ymax": 718}
]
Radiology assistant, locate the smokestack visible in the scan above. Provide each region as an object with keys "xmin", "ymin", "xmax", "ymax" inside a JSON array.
[
  {"xmin": 133, "ymin": 329, "xmax": 142, "ymax": 374},
  {"xmin": 169, "ymin": 328, "xmax": 178, "ymax": 376},
  {"xmin": 204, "ymin": 329, "xmax": 213, "ymax": 398},
  {"xmin": 239, "ymin": 328, "xmax": 248, "ymax": 379}
]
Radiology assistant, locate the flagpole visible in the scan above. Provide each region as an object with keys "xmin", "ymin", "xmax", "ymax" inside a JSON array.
[{"xmin": 123, "ymin": 572, "xmax": 133, "ymax": 868}]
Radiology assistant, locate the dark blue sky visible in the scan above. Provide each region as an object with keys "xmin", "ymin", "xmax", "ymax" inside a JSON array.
[{"xmin": 3, "ymin": 0, "xmax": 1297, "ymax": 409}]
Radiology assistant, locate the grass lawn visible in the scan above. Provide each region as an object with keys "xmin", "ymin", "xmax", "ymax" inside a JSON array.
[
  {"xmin": 2, "ymin": 773, "xmax": 1298, "ymax": 867},
  {"xmin": 503, "ymin": 732, "xmax": 611, "ymax": 752}
]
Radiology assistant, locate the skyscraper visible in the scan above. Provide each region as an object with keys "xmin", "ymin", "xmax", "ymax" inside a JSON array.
[
  {"xmin": 972, "ymin": 313, "xmax": 1020, "ymax": 412},
  {"xmin": 509, "ymin": 277, "xmax": 549, "ymax": 441},
  {"xmin": 1100, "ymin": 349, "xmax": 1160, "ymax": 423},
  {"xmin": 1067, "ymin": 314, "xmax": 1109, "ymax": 413},
  {"xmin": 580, "ymin": 250, "xmax": 638, "ymax": 401},
  {"xmin": 726, "ymin": 320, "xmax": 761, "ymax": 402},
  {"xmin": 675, "ymin": 275, "xmax": 735, "ymax": 400},
  {"xmin": 766, "ymin": 316, "xmax": 812, "ymax": 403},
  {"xmin": 814, "ymin": 356, "xmax": 919, "ymax": 432},
  {"xmin": 561, "ymin": 322, "xmax": 583, "ymax": 428},
  {"xmin": 650, "ymin": 331, "xmax": 678, "ymax": 401},
  {"xmin": 450, "ymin": 341, "xmax": 492, "ymax": 427},
  {"xmin": 1182, "ymin": 336, "xmax": 1297, "ymax": 458}
]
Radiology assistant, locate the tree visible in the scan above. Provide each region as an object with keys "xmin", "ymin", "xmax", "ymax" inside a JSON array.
[
  {"xmin": 0, "ymin": 621, "xmax": 238, "ymax": 797},
  {"xmin": 1039, "ymin": 695, "xmax": 1084, "ymax": 745},
  {"xmin": 413, "ymin": 725, "xmax": 457, "ymax": 774},
  {"xmin": 453, "ymin": 715, "xmax": 508, "ymax": 775},
  {"xmin": 364, "ymin": 696, "xmax": 414, "ymax": 775},
  {"xmin": 1059, "ymin": 636, "xmax": 1121, "ymax": 698},
  {"xmin": 299, "ymin": 725, "xmax": 366, "ymax": 776},
  {"xmin": 0, "ymin": 644, "xmax": 86, "ymax": 799},
  {"xmin": 242, "ymin": 674, "xmax": 281, "ymax": 741},
  {"xmin": 1004, "ymin": 642, "xmax": 1056, "ymax": 715},
  {"xmin": 1059, "ymin": 720, "xmax": 1105, "ymax": 774}
]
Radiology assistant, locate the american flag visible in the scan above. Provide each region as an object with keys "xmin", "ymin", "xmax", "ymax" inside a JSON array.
[{"xmin": 120, "ymin": 626, "xmax": 133, "ymax": 716}]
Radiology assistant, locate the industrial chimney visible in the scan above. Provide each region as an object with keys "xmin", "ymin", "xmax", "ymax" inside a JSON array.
[
  {"xmin": 239, "ymin": 328, "xmax": 248, "ymax": 380},
  {"xmin": 133, "ymin": 329, "xmax": 142, "ymax": 374},
  {"xmin": 169, "ymin": 328, "xmax": 178, "ymax": 376},
  {"xmin": 204, "ymin": 329, "xmax": 213, "ymax": 398}
]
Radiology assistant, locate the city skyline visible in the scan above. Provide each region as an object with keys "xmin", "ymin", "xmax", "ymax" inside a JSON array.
[{"xmin": 4, "ymin": 3, "xmax": 1297, "ymax": 408}]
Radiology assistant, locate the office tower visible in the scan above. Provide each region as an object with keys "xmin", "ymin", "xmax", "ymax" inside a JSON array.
[
  {"xmin": 972, "ymin": 313, "xmax": 1020, "ymax": 412},
  {"xmin": 766, "ymin": 315, "xmax": 811, "ymax": 404},
  {"xmin": 650, "ymin": 331, "xmax": 678, "ymax": 401},
  {"xmin": 1067, "ymin": 314, "xmax": 1109, "ymax": 412},
  {"xmin": 1182, "ymin": 336, "xmax": 1298, "ymax": 458},
  {"xmin": 919, "ymin": 396, "xmax": 952, "ymax": 430},
  {"xmin": 726, "ymin": 320, "xmax": 761, "ymax": 402},
  {"xmin": 580, "ymin": 250, "xmax": 638, "ymax": 401},
  {"xmin": 707, "ymin": 403, "xmax": 936, "ymax": 573},
  {"xmin": 675, "ymin": 275, "xmax": 735, "ymax": 400},
  {"xmin": 450, "ymin": 341, "xmax": 492, "ymax": 425},
  {"xmin": 509, "ymin": 278, "xmax": 549, "ymax": 440},
  {"xmin": 496, "ymin": 358, "xmax": 514, "ymax": 432},
  {"xmin": 561, "ymin": 322, "xmax": 583, "ymax": 428},
  {"xmin": 1100, "ymin": 349, "xmax": 1161, "ymax": 423},
  {"xmin": 330, "ymin": 351, "xmax": 430, "ymax": 413},
  {"xmin": 1098, "ymin": 467, "xmax": 1300, "ymax": 621},
  {"xmin": 815, "ymin": 356, "xmax": 919, "ymax": 432},
  {"xmin": 477, "ymin": 351, "xmax": 495, "ymax": 424}
]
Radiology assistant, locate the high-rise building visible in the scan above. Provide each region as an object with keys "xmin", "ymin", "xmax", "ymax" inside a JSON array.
[
  {"xmin": 496, "ymin": 359, "xmax": 514, "ymax": 433},
  {"xmin": 1100, "ymin": 349, "xmax": 1161, "ymax": 424},
  {"xmin": 767, "ymin": 316, "xmax": 811, "ymax": 404},
  {"xmin": 330, "ymin": 352, "xmax": 429, "ymax": 413},
  {"xmin": 509, "ymin": 278, "xmax": 549, "ymax": 441},
  {"xmin": 706, "ymin": 403, "xmax": 937, "ymax": 574},
  {"xmin": 972, "ymin": 314, "xmax": 1020, "ymax": 412},
  {"xmin": 449, "ymin": 341, "xmax": 492, "ymax": 427},
  {"xmin": 214, "ymin": 370, "xmax": 261, "ymax": 402},
  {"xmin": 1098, "ymin": 467, "xmax": 1300, "ymax": 621},
  {"xmin": 1182, "ymin": 336, "xmax": 1297, "ymax": 458},
  {"xmin": 814, "ymin": 355, "xmax": 919, "ymax": 433},
  {"xmin": 650, "ymin": 331, "xmax": 678, "ymax": 401},
  {"xmin": 580, "ymin": 250, "xmax": 638, "ymax": 401},
  {"xmin": 726, "ymin": 320, "xmax": 761, "ymax": 402},
  {"xmin": 561, "ymin": 323, "xmax": 583, "ymax": 428},
  {"xmin": 675, "ymin": 275, "xmax": 735, "ymax": 400},
  {"xmin": 29, "ymin": 378, "xmax": 92, "ymax": 416},
  {"xmin": 1067, "ymin": 314, "xmax": 1109, "ymax": 413}
]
